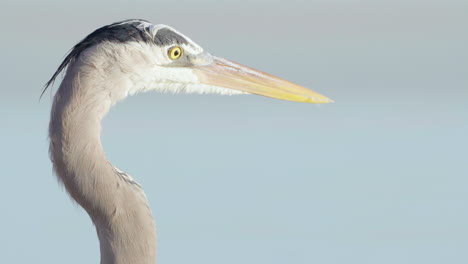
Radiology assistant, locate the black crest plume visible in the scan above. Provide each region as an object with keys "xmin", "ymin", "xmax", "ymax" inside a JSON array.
[{"xmin": 41, "ymin": 19, "xmax": 153, "ymax": 98}]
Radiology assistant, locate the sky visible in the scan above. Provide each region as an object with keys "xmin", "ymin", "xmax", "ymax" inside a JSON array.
[{"xmin": 0, "ymin": 0, "xmax": 467, "ymax": 263}]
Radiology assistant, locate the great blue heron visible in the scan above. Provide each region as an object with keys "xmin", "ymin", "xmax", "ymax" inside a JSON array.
[{"xmin": 44, "ymin": 19, "xmax": 332, "ymax": 264}]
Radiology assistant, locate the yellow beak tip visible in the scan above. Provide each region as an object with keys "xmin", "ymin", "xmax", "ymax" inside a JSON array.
[{"xmin": 305, "ymin": 96, "xmax": 334, "ymax": 104}]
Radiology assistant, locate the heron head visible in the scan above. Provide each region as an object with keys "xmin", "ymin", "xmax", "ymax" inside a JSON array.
[{"xmin": 44, "ymin": 19, "xmax": 332, "ymax": 104}]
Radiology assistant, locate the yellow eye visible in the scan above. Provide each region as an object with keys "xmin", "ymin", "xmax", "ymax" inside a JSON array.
[{"xmin": 168, "ymin": 46, "xmax": 183, "ymax": 60}]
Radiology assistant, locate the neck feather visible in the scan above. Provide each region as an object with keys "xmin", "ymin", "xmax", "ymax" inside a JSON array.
[{"xmin": 49, "ymin": 60, "xmax": 156, "ymax": 264}]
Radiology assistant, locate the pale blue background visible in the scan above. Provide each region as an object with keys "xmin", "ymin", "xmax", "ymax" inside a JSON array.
[{"xmin": 1, "ymin": 0, "xmax": 467, "ymax": 263}]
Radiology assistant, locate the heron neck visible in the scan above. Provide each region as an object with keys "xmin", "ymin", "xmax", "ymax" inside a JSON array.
[{"xmin": 49, "ymin": 64, "xmax": 156, "ymax": 264}]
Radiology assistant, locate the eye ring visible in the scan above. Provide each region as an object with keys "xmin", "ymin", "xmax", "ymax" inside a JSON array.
[{"xmin": 168, "ymin": 46, "xmax": 183, "ymax": 60}]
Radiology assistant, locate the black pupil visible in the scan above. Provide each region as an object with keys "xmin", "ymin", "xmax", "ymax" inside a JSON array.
[{"xmin": 174, "ymin": 50, "xmax": 179, "ymax": 56}]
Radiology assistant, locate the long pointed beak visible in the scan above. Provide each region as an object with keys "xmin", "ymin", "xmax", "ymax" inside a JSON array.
[{"xmin": 192, "ymin": 56, "xmax": 332, "ymax": 103}]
